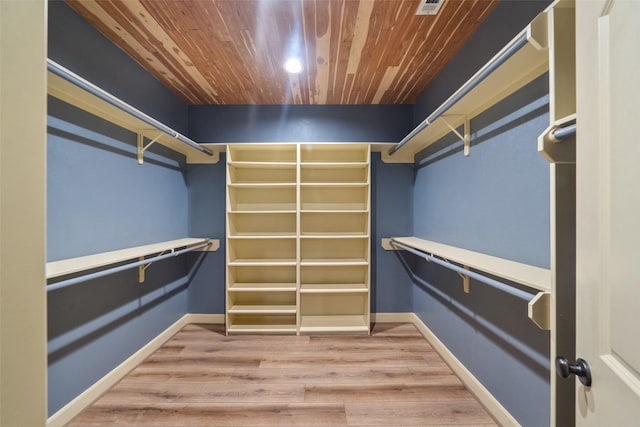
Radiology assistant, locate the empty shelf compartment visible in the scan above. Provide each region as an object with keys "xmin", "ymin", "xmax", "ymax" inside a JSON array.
[
  {"xmin": 227, "ymin": 314, "xmax": 297, "ymax": 334},
  {"xmin": 300, "ymin": 143, "xmax": 369, "ymax": 163},
  {"xmin": 300, "ymin": 164, "xmax": 368, "ymax": 184},
  {"xmin": 301, "ymin": 212, "xmax": 369, "ymax": 236},
  {"xmin": 227, "ymin": 144, "xmax": 297, "ymax": 163},
  {"xmin": 299, "ymin": 315, "xmax": 369, "ymax": 333},
  {"xmin": 228, "ymin": 238, "xmax": 296, "ymax": 264},
  {"xmin": 301, "ymin": 264, "xmax": 368, "ymax": 285},
  {"xmin": 228, "ymin": 212, "xmax": 296, "ymax": 237},
  {"xmin": 228, "ymin": 186, "xmax": 296, "ymax": 212},
  {"xmin": 300, "ymin": 186, "xmax": 368, "ymax": 211},
  {"xmin": 228, "ymin": 265, "xmax": 296, "ymax": 287},
  {"xmin": 228, "ymin": 163, "xmax": 296, "ymax": 184},
  {"xmin": 300, "ymin": 237, "xmax": 369, "ymax": 263}
]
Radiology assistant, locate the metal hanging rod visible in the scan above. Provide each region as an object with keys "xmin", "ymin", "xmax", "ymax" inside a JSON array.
[
  {"xmin": 47, "ymin": 58, "xmax": 213, "ymax": 157},
  {"xmin": 390, "ymin": 240, "xmax": 535, "ymax": 301},
  {"xmin": 551, "ymin": 123, "xmax": 576, "ymax": 141},
  {"xmin": 46, "ymin": 241, "xmax": 211, "ymax": 292},
  {"xmin": 389, "ymin": 33, "xmax": 529, "ymax": 156}
]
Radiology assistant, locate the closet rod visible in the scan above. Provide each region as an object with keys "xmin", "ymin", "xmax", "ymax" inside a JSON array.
[
  {"xmin": 389, "ymin": 33, "xmax": 529, "ymax": 156},
  {"xmin": 390, "ymin": 240, "xmax": 535, "ymax": 301},
  {"xmin": 47, "ymin": 59, "xmax": 213, "ymax": 157},
  {"xmin": 551, "ymin": 123, "xmax": 576, "ymax": 140},
  {"xmin": 46, "ymin": 241, "xmax": 211, "ymax": 292}
]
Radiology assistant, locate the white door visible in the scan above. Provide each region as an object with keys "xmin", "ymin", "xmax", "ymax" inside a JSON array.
[{"xmin": 575, "ymin": 0, "xmax": 640, "ymax": 424}]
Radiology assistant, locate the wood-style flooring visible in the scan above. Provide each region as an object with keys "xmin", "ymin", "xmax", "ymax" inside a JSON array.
[{"xmin": 67, "ymin": 323, "xmax": 498, "ymax": 426}]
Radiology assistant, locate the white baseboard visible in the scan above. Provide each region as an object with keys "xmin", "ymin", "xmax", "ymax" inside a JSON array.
[
  {"xmin": 407, "ymin": 313, "xmax": 519, "ymax": 427},
  {"xmin": 47, "ymin": 312, "xmax": 515, "ymax": 427},
  {"xmin": 46, "ymin": 313, "xmax": 224, "ymax": 427}
]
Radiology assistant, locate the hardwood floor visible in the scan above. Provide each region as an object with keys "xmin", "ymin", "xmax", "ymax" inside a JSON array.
[{"xmin": 67, "ymin": 323, "xmax": 498, "ymax": 426}]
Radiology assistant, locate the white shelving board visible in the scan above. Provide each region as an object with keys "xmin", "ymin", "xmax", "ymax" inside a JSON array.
[
  {"xmin": 389, "ymin": 236, "xmax": 550, "ymax": 292},
  {"xmin": 46, "ymin": 237, "xmax": 218, "ymax": 279}
]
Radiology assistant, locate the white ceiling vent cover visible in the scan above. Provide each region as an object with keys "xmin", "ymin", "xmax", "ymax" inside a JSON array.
[{"xmin": 416, "ymin": 0, "xmax": 444, "ymax": 16}]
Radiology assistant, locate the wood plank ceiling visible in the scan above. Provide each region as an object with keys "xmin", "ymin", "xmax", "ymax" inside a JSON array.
[{"xmin": 65, "ymin": 0, "xmax": 499, "ymax": 105}]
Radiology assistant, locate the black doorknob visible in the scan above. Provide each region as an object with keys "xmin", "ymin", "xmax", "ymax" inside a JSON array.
[{"xmin": 556, "ymin": 356, "xmax": 592, "ymax": 387}]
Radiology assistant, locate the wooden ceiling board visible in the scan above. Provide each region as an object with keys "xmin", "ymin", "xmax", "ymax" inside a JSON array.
[{"xmin": 65, "ymin": 0, "xmax": 499, "ymax": 105}]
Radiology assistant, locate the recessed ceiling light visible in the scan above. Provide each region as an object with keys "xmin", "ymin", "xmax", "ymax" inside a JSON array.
[{"xmin": 284, "ymin": 58, "xmax": 303, "ymax": 74}]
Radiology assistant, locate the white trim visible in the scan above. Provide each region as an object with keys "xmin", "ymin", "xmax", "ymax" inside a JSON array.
[
  {"xmin": 46, "ymin": 314, "xmax": 223, "ymax": 427},
  {"xmin": 370, "ymin": 312, "xmax": 415, "ymax": 323},
  {"xmin": 407, "ymin": 313, "xmax": 519, "ymax": 427}
]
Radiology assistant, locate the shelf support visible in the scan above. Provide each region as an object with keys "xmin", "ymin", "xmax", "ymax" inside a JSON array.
[
  {"xmin": 137, "ymin": 132, "xmax": 163, "ymax": 165},
  {"xmin": 441, "ymin": 115, "xmax": 471, "ymax": 156},
  {"xmin": 138, "ymin": 249, "xmax": 173, "ymax": 283},
  {"xmin": 528, "ymin": 291, "xmax": 551, "ymax": 330}
]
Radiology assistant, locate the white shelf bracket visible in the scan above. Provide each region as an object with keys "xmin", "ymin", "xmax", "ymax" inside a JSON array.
[
  {"xmin": 441, "ymin": 115, "xmax": 471, "ymax": 157},
  {"xmin": 458, "ymin": 266, "xmax": 471, "ymax": 293},
  {"xmin": 137, "ymin": 132, "xmax": 163, "ymax": 165},
  {"xmin": 528, "ymin": 291, "xmax": 551, "ymax": 330},
  {"xmin": 138, "ymin": 249, "xmax": 173, "ymax": 283}
]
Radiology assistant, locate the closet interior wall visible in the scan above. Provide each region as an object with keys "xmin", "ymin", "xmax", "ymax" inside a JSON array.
[
  {"xmin": 408, "ymin": 1, "xmax": 555, "ymax": 426},
  {"xmin": 47, "ymin": 2, "xmax": 196, "ymax": 416}
]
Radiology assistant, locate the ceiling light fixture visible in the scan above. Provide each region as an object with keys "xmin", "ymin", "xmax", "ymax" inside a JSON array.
[{"xmin": 284, "ymin": 57, "xmax": 303, "ymax": 74}]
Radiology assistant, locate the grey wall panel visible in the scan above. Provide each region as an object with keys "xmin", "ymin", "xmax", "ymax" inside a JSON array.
[
  {"xmin": 407, "ymin": 1, "xmax": 554, "ymax": 423},
  {"xmin": 189, "ymin": 104, "xmax": 413, "ymax": 143},
  {"xmin": 47, "ymin": 98, "xmax": 189, "ymax": 261},
  {"xmin": 47, "ymin": 87, "xmax": 190, "ymax": 415},
  {"xmin": 186, "ymin": 158, "xmax": 227, "ymax": 314},
  {"xmin": 371, "ymin": 152, "xmax": 414, "ymax": 313},
  {"xmin": 413, "ymin": 75, "xmax": 550, "ymax": 268},
  {"xmin": 48, "ymin": 1, "xmax": 188, "ymax": 134}
]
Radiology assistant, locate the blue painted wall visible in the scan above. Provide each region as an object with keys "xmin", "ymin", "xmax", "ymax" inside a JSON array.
[
  {"xmin": 47, "ymin": 2, "xmax": 193, "ymax": 415},
  {"xmin": 185, "ymin": 159, "xmax": 227, "ymax": 314},
  {"xmin": 409, "ymin": 1, "xmax": 553, "ymax": 426},
  {"xmin": 189, "ymin": 104, "xmax": 412, "ymax": 142}
]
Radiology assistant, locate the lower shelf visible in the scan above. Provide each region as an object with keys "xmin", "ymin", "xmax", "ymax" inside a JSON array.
[
  {"xmin": 299, "ymin": 315, "xmax": 369, "ymax": 334},
  {"xmin": 228, "ymin": 305, "xmax": 297, "ymax": 314},
  {"xmin": 227, "ymin": 324, "xmax": 297, "ymax": 334}
]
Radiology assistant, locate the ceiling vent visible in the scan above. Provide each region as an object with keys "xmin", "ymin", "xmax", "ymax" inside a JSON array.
[{"xmin": 416, "ymin": 0, "xmax": 444, "ymax": 16}]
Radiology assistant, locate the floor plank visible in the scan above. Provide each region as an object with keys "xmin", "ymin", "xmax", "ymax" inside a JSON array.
[{"xmin": 66, "ymin": 323, "xmax": 498, "ymax": 427}]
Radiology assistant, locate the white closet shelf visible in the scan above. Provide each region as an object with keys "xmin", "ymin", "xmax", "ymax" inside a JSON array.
[
  {"xmin": 300, "ymin": 162, "xmax": 369, "ymax": 168},
  {"xmin": 226, "ymin": 324, "xmax": 297, "ymax": 334},
  {"xmin": 229, "ymin": 283, "xmax": 297, "ymax": 292},
  {"xmin": 300, "ymin": 259, "xmax": 369, "ymax": 266},
  {"xmin": 385, "ymin": 237, "xmax": 550, "ymax": 292},
  {"xmin": 228, "ymin": 162, "xmax": 297, "ymax": 168},
  {"xmin": 228, "ymin": 305, "xmax": 297, "ymax": 314},
  {"xmin": 386, "ymin": 10, "xmax": 549, "ymax": 161},
  {"xmin": 228, "ymin": 259, "xmax": 297, "ymax": 266},
  {"xmin": 300, "ymin": 284, "xmax": 368, "ymax": 293},
  {"xmin": 299, "ymin": 315, "xmax": 369, "ymax": 333},
  {"xmin": 46, "ymin": 237, "xmax": 218, "ymax": 279},
  {"xmin": 300, "ymin": 183, "xmax": 368, "ymax": 188},
  {"xmin": 300, "ymin": 233, "xmax": 369, "ymax": 238},
  {"xmin": 229, "ymin": 233, "xmax": 297, "ymax": 238},
  {"xmin": 228, "ymin": 183, "xmax": 297, "ymax": 188},
  {"xmin": 47, "ymin": 60, "xmax": 220, "ymax": 165}
]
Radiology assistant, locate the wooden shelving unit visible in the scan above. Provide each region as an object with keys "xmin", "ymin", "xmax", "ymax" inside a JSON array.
[
  {"xmin": 299, "ymin": 144, "xmax": 370, "ymax": 334},
  {"xmin": 225, "ymin": 143, "xmax": 371, "ymax": 335},
  {"xmin": 226, "ymin": 144, "xmax": 299, "ymax": 334}
]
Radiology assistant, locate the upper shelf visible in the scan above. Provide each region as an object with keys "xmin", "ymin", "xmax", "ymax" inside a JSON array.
[
  {"xmin": 386, "ymin": 236, "xmax": 550, "ymax": 292},
  {"xmin": 385, "ymin": 7, "xmax": 551, "ymax": 162},
  {"xmin": 47, "ymin": 59, "xmax": 221, "ymax": 164},
  {"xmin": 46, "ymin": 237, "xmax": 219, "ymax": 279}
]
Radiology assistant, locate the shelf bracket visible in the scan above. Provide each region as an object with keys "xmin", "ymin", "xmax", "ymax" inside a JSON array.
[
  {"xmin": 137, "ymin": 132, "xmax": 163, "ymax": 165},
  {"xmin": 138, "ymin": 249, "xmax": 172, "ymax": 283},
  {"xmin": 528, "ymin": 291, "xmax": 551, "ymax": 330},
  {"xmin": 441, "ymin": 115, "xmax": 471, "ymax": 157},
  {"xmin": 458, "ymin": 266, "xmax": 471, "ymax": 293}
]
